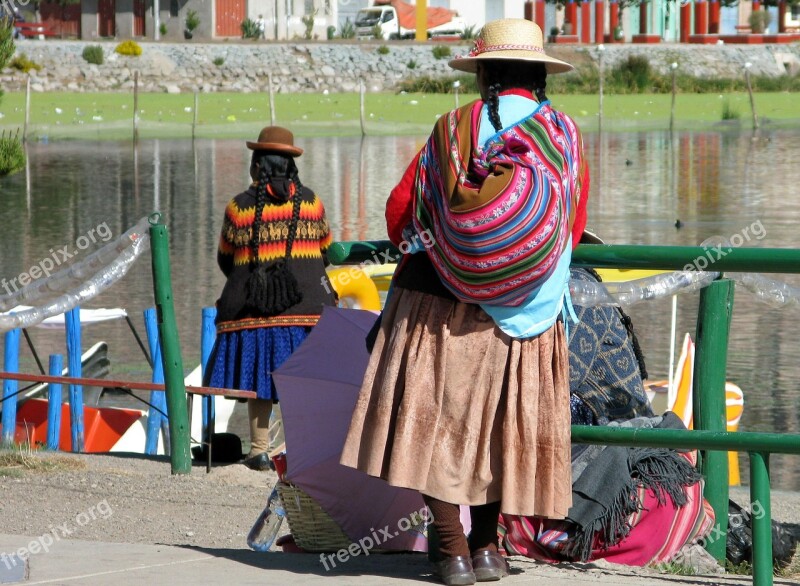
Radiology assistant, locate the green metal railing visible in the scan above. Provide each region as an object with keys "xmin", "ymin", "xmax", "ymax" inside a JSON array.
[{"xmin": 329, "ymin": 241, "xmax": 800, "ymax": 586}]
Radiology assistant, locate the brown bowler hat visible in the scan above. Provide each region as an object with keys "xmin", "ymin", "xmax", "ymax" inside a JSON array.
[{"xmin": 246, "ymin": 126, "xmax": 303, "ymax": 157}]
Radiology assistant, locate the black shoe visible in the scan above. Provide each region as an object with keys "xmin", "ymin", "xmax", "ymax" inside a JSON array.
[
  {"xmin": 471, "ymin": 550, "xmax": 509, "ymax": 582},
  {"xmin": 242, "ymin": 452, "xmax": 271, "ymax": 471},
  {"xmin": 434, "ymin": 555, "xmax": 475, "ymax": 586}
]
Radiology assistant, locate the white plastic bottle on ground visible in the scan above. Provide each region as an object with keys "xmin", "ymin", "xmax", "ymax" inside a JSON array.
[{"xmin": 247, "ymin": 485, "xmax": 285, "ymax": 552}]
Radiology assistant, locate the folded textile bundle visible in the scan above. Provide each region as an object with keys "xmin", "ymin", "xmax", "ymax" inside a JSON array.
[
  {"xmin": 499, "ymin": 413, "xmax": 714, "ymax": 566},
  {"xmin": 562, "ymin": 413, "xmax": 702, "ymax": 561}
]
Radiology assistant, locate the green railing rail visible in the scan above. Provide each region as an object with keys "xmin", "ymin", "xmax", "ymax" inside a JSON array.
[
  {"xmin": 328, "ymin": 241, "xmax": 800, "ymax": 274},
  {"xmin": 330, "ymin": 241, "xmax": 800, "ymax": 586}
]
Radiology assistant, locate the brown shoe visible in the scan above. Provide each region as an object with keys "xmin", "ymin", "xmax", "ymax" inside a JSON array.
[
  {"xmin": 471, "ymin": 550, "xmax": 509, "ymax": 582},
  {"xmin": 434, "ymin": 555, "xmax": 476, "ymax": 585}
]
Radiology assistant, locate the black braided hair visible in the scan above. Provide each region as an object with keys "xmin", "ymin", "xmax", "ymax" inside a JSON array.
[
  {"xmin": 487, "ymin": 83, "xmax": 503, "ymax": 132},
  {"xmin": 482, "ymin": 61, "xmax": 549, "ymax": 134},
  {"xmin": 250, "ymin": 151, "xmax": 304, "ymax": 265},
  {"xmin": 245, "ymin": 151, "xmax": 304, "ymax": 315}
]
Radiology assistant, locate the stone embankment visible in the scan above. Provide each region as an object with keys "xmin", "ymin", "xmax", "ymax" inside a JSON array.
[{"xmin": 1, "ymin": 39, "xmax": 799, "ymax": 94}]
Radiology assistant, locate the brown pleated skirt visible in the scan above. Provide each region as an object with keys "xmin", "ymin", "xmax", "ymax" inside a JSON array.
[{"xmin": 340, "ymin": 287, "xmax": 573, "ymax": 518}]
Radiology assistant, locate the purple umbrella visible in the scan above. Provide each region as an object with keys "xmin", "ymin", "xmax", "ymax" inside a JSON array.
[{"xmin": 273, "ymin": 306, "xmax": 428, "ymax": 552}]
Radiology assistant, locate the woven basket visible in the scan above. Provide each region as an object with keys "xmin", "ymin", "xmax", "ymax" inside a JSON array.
[{"xmin": 276, "ymin": 481, "xmax": 352, "ymax": 552}]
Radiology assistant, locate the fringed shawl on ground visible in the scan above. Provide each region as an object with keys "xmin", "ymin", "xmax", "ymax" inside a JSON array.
[{"xmin": 412, "ymin": 99, "xmax": 586, "ymax": 306}]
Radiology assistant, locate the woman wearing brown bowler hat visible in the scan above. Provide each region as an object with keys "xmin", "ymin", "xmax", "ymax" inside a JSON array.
[
  {"xmin": 204, "ymin": 126, "xmax": 337, "ymax": 471},
  {"xmin": 341, "ymin": 19, "xmax": 590, "ymax": 585}
]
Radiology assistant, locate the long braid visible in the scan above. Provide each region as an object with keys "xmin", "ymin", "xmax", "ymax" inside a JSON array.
[
  {"xmin": 487, "ymin": 82, "xmax": 503, "ymax": 132},
  {"xmin": 534, "ymin": 82, "xmax": 548, "ymax": 105},
  {"xmin": 250, "ymin": 153, "xmax": 272, "ymax": 268},
  {"xmin": 281, "ymin": 157, "xmax": 303, "ymax": 262}
]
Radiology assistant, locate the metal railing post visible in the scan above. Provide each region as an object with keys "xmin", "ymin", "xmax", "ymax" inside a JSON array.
[
  {"xmin": 1, "ymin": 329, "xmax": 21, "ymax": 445},
  {"xmin": 750, "ymin": 451, "xmax": 773, "ymax": 586},
  {"xmin": 693, "ymin": 277, "xmax": 734, "ymax": 561},
  {"xmin": 149, "ymin": 215, "xmax": 192, "ymax": 474},
  {"xmin": 46, "ymin": 354, "xmax": 64, "ymax": 450}
]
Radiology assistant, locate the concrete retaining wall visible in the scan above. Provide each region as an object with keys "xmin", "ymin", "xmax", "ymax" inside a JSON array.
[{"xmin": 1, "ymin": 40, "xmax": 798, "ymax": 94}]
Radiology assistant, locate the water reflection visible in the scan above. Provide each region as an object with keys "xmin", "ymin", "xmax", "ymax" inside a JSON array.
[{"xmin": 2, "ymin": 129, "xmax": 800, "ymax": 487}]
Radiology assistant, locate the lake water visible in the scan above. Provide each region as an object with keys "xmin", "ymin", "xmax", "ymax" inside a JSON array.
[{"xmin": 2, "ymin": 129, "xmax": 800, "ymax": 488}]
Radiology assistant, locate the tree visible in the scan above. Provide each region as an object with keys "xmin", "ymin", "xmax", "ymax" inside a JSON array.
[
  {"xmin": 0, "ymin": 16, "xmax": 14, "ymax": 72},
  {"xmin": 0, "ymin": 18, "xmax": 25, "ymax": 177}
]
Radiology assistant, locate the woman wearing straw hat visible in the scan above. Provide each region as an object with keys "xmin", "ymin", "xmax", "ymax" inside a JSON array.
[
  {"xmin": 205, "ymin": 126, "xmax": 337, "ymax": 471},
  {"xmin": 341, "ymin": 18, "xmax": 590, "ymax": 585}
]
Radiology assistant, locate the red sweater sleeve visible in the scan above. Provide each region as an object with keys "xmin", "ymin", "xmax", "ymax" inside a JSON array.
[
  {"xmin": 571, "ymin": 147, "xmax": 591, "ymax": 249},
  {"xmin": 385, "ymin": 151, "xmax": 421, "ymax": 246}
]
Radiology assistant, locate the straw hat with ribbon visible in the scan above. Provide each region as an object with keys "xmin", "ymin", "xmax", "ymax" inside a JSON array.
[
  {"xmin": 246, "ymin": 126, "xmax": 303, "ymax": 157},
  {"xmin": 449, "ymin": 18, "xmax": 574, "ymax": 75}
]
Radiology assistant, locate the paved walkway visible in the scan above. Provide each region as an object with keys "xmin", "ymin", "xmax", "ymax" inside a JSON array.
[{"xmin": 2, "ymin": 533, "xmax": 798, "ymax": 586}]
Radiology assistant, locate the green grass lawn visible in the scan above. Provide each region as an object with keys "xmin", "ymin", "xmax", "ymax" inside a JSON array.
[{"xmin": 0, "ymin": 90, "xmax": 796, "ymax": 140}]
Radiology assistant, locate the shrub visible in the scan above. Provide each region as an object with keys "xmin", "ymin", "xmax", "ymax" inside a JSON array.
[
  {"xmin": 213, "ymin": 56, "xmax": 224, "ymax": 66},
  {"xmin": 159, "ymin": 22, "xmax": 167, "ymax": 36},
  {"xmin": 461, "ymin": 24, "xmax": 477, "ymax": 40},
  {"xmin": 370, "ymin": 24, "xmax": 383, "ymax": 39},
  {"xmin": 185, "ymin": 9, "xmax": 200, "ymax": 33},
  {"xmin": 301, "ymin": 10, "xmax": 316, "ymax": 40},
  {"xmin": 9, "ymin": 53, "xmax": 41, "ymax": 73},
  {"xmin": 0, "ymin": 130, "xmax": 25, "ymax": 177},
  {"xmin": 407, "ymin": 59, "xmax": 417, "ymax": 70},
  {"xmin": 397, "ymin": 74, "xmax": 477, "ymax": 94},
  {"xmin": 115, "ymin": 40, "xmax": 142, "ymax": 57},
  {"xmin": 748, "ymin": 9, "xmax": 771, "ymax": 33},
  {"xmin": 376, "ymin": 45, "xmax": 390, "ymax": 55},
  {"xmin": 721, "ymin": 100, "xmax": 741, "ymax": 121},
  {"xmin": 241, "ymin": 17, "xmax": 260, "ymax": 39},
  {"xmin": 608, "ymin": 55, "xmax": 652, "ymax": 93},
  {"xmin": 431, "ymin": 45, "xmax": 451, "ymax": 60},
  {"xmin": 326, "ymin": 25, "xmax": 336, "ymax": 40},
  {"xmin": 82, "ymin": 45, "xmax": 104, "ymax": 65},
  {"xmin": 0, "ymin": 17, "xmax": 14, "ymax": 72},
  {"xmin": 339, "ymin": 18, "xmax": 355, "ymax": 39}
]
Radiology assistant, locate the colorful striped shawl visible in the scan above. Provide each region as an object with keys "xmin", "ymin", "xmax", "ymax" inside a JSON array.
[{"xmin": 412, "ymin": 100, "xmax": 585, "ymax": 306}]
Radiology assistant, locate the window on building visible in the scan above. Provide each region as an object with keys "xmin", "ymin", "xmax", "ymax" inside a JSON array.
[
  {"xmin": 429, "ymin": 0, "xmax": 450, "ymax": 7},
  {"xmin": 486, "ymin": 0, "xmax": 503, "ymax": 22},
  {"xmin": 170, "ymin": 0, "xmax": 179, "ymax": 18}
]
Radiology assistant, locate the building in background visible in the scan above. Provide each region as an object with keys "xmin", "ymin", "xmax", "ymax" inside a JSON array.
[{"xmin": 20, "ymin": 0, "xmax": 800, "ymax": 43}]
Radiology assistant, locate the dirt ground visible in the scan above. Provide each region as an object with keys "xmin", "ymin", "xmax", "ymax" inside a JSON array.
[
  {"xmin": 1, "ymin": 450, "xmax": 799, "ymax": 583},
  {"xmin": 0, "ymin": 451, "xmax": 273, "ymax": 549}
]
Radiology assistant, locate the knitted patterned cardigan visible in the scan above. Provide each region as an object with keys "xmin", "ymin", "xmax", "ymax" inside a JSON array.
[{"xmin": 213, "ymin": 185, "xmax": 336, "ymax": 332}]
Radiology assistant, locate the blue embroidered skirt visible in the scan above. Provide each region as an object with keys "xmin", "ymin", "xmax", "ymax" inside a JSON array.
[{"xmin": 204, "ymin": 326, "xmax": 312, "ymax": 400}]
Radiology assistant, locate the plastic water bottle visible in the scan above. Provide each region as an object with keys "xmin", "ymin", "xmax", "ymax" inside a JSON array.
[{"xmin": 247, "ymin": 485, "xmax": 285, "ymax": 552}]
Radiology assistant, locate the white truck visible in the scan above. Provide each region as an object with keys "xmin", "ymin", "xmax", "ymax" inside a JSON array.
[{"xmin": 354, "ymin": 0, "xmax": 466, "ymax": 40}]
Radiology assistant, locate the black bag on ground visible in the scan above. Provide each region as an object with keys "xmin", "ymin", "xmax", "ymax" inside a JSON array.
[{"xmin": 726, "ymin": 499, "xmax": 800, "ymax": 568}]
